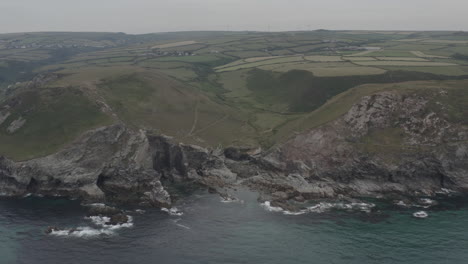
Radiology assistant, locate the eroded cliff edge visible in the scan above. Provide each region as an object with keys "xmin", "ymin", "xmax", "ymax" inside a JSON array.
[{"xmin": 0, "ymin": 89, "xmax": 467, "ymax": 207}]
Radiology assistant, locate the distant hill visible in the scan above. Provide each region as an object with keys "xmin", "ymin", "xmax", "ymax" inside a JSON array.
[{"xmin": 1, "ymin": 30, "xmax": 468, "ymax": 160}]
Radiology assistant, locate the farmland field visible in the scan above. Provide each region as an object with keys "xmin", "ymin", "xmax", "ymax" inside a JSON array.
[
  {"xmin": 354, "ymin": 61, "xmax": 457, "ymax": 66},
  {"xmin": 375, "ymin": 57, "xmax": 428, "ymax": 61},
  {"xmin": 1, "ymin": 30, "xmax": 468, "ymax": 159},
  {"xmin": 411, "ymin": 51, "xmax": 449, "ymax": 58},
  {"xmin": 305, "ymin": 55, "xmax": 343, "ymax": 62},
  {"xmin": 151, "ymin": 40, "xmax": 198, "ymax": 49},
  {"xmin": 259, "ymin": 62, "xmax": 386, "ymax": 76}
]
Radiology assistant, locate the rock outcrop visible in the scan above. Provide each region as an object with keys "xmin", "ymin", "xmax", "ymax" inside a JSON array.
[
  {"xmin": 0, "ymin": 90, "xmax": 467, "ymax": 207},
  {"xmin": 0, "ymin": 124, "xmax": 171, "ymax": 207},
  {"xmin": 261, "ymin": 91, "xmax": 468, "ymax": 200},
  {"xmin": 0, "ymin": 124, "xmax": 241, "ymax": 207}
]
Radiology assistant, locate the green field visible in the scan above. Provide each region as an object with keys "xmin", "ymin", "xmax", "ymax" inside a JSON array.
[{"xmin": 1, "ymin": 30, "xmax": 468, "ymax": 160}]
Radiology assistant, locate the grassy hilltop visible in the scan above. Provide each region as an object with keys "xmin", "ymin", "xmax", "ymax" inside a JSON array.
[{"xmin": 0, "ymin": 30, "xmax": 468, "ymax": 160}]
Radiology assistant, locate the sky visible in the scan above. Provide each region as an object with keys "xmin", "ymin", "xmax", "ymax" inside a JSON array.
[{"xmin": 1, "ymin": 0, "xmax": 467, "ymax": 34}]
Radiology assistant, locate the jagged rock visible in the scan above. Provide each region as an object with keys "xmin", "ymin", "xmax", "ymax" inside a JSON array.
[
  {"xmin": 224, "ymin": 147, "xmax": 253, "ymax": 161},
  {"xmin": 0, "ymin": 110, "xmax": 10, "ymax": 126},
  {"xmin": 105, "ymin": 213, "xmax": 129, "ymax": 225},
  {"xmin": 270, "ymin": 200, "xmax": 300, "ymax": 212},
  {"xmin": 263, "ymin": 90, "xmax": 468, "ymax": 198},
  {"xmin": 45, "ymin": 226, "xmax": 61, "ymax": 234},
  {"xmin": 0, "ymin": 124, "xmax": 172, "ymax": 207},
  {"xmin": 86, "ymin": 204, "xmax": 121, "ymax": 217},
  {"xmin": 1, "ymin": 90, "xmax": 468, "ymax": 206},
  {"xmin": 0, "ymin": 124, "xmax": 237, "ymax": 207},
  {"xmin": 6, "ymin": 116, "xmax": 25, "ymax": 133},
  {"xmin": 29, "ymin": 73, "xmax": 59, "ymax": 88}
]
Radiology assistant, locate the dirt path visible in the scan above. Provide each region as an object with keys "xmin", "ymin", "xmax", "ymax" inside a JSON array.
[
  {"xmin": 187, "ymin": 100, "xmax": 199, "ymax": 136},
  {"xmin": 192, "ymin": 114, "xmax": 229, "ymax": 136}
]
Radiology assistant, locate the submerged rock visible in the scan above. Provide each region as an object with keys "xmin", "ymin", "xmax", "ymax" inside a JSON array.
[
  {"xmin": 45, "ymin": 226, "xmax": 61, "ymax": 234},
  {"xmin": 6, "ymin": 116, "xmax": 26, "ymax": 133},
  {"xmin": 86, "ymin": 204, "xmax": 121, "ymax": 217},
  {"xmin": 270, "ymin": 200, "xmax": 301, "ymax": 212},
  {"xmin": 105, "ymin": 213, "xmax": 129, "ymax": 225}
]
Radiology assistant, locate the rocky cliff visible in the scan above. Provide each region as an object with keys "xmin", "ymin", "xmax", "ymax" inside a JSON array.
[
  {"xmin": 0, "ymin": 123, "xmax": 240, "ymax": 207},
  {"xmin": 0, "ymin": 89, "xmax": 467, "ymax": 207},
  {"xmin": 260, "ymin": 90, "xmax": 468, "ymax": 200}
]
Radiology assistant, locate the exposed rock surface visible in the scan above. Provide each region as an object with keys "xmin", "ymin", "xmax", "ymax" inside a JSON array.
[
  {"xmin": 0, "ymin": 90, "xmax": 467, "ymax": 207},
  {"xmin": 0, "ymin": 110, "xmax": 10, "ymax": 126},
  {"xmin": 6, "ymin": 116, "xmax": 25, "ymax": 133},
  {"xmin": 0, "ymin": 124, "xmax": 171, "ymax": 207},
  {"xmin": 262, "ymin": 91, "xmax": 468, "ymax": 200}
]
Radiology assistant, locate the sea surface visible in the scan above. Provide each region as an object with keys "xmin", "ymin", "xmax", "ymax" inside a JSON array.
[{"xmin": 1, "ymin": 190, "xmax": 468, "ymax": 264}]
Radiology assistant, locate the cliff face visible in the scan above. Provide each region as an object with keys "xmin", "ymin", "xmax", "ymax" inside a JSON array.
[
  {"xmin": 0, "ymin": 124, "xmax": 171, "ymax": 207},
  {"xmin": 0, "ymin": 90, "xmax": 467, "ymax": 206},
  {"xmin": 0, "ymin": 124, "xmax": 238, "ymax": 207},
  {"xmin": 262, "ymin": 91, "xmax": 468, "ymax": 199}
]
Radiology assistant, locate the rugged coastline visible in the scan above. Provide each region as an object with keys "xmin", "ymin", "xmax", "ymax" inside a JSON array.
[{"xmin": 0, "ymin": 89, "xmax": 466, "ymax": 212}]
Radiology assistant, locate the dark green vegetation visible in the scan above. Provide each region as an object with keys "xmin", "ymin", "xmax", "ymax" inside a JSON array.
[
  {"xmin": 1, "ymin": 30, "xmax": 468, "ymax": 160},
  {"xmin": 453, "ymin": 53, "xmax": 468, "ymax": 61},
  {"xmin": 245, "ymin": 69, "xmax": 461, "ymax": 113},
  {"xmin": 0, "ymin": 87, "xmax": 113, "ymax": 160},
  {"xmin": 352, "ymin": 80, "xmax": 468, "ymax": 158},
  {"xmin": 425, "ymin": 86, "xmax": 468, "ymax": 125}
]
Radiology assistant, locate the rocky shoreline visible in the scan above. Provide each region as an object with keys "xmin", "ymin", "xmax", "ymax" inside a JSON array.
[{"xmin": 0, "ymin": 90, "xmax": 467, "ymax": 212}]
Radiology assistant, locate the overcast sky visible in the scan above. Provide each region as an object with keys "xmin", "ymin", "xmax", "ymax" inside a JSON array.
[{"xmin": 1, "ymin": 0, "xmax": 467, "ymax": 34}]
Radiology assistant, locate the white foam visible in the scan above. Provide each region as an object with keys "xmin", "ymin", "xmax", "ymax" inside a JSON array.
[
  {"xmin": 49, "ymin": 213, "xmax": 134, "ymax": 238},
  {"xmin": 22, "ymin": 193, "xmax": 44, "ymax": 198},
  {"xmin": 87, "ymin": 215, "xmax": 111, "ymax": 226},
  {"xmin": 261, "ymin": 201, "xmax": 375, "ymax": 215},
  {"xmin": 86, "ymin": 215, "xmax": 134, "ymax": 230},
  {"xmin": 261, "ymin": 201, "xmax": 307, "ymax": 215},
  {"xmin": 436, "ymin": 188, "xmax": 456, "ymax": 195},
  {"xmin": 220, "ymin": 197, "xmax": 241, "ymax": 203},
  {"xmin": 83, "ymin": 203, "xmax": 107, "ymax": 208},
  {"xmin": 413, "ymin": 211, "xmax": 429, "ymax": 218},
  {"xmin": 50, "ymin": 227, "xmax": 114, "ymax": 237},
  {"xmin": 395, "ymin": 200, "xmax": 410, "ymax": 208},
  {"xmin": 176, "ymin": 223, "xmax": 191, "ymax": 229},
  {"xmin": 306, "ymin": 202, "xmax": 337, "ymax": 213},
  {"xmin": 283, "ymin": 210, "xmax": 307, "ymax": 216},
  {"xmin": 261, "ymin": 201, "xmax": 286, "ymax": 213},
  {"xmin": 395, "ymin": 199, "xmax": 435, "ymax": 209},
  {"xmin": 135, "ymin": 209, "xmax": 146, "ymax": 214},
  {"xmin": 419, "ymin": 198, "xmax": 435, "ymax": 205},
  {"xmin": 161, "ymin": 207, "xmax": 183, "ymax": 216},
  {"xmin": 172, "ymin": 219, "xmax": 191, "ymax": 230}
]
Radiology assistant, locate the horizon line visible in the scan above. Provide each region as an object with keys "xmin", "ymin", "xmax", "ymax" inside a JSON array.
[{"xmin": 1, "ymin": 29, "xmax": 467, "ymax": 35}]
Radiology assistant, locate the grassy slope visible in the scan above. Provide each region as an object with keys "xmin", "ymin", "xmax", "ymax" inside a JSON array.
[
  {"xmin": 244, "ymin": 69, "xmax": 459, "ymax": 113},
  {"xmin": 272, "ymin": 79, "xmax": 468, "ymax": 145},
  {"xmin": 0, "ymin": 87, "xmax": 114, "ymax": 160},
  {"xmin": 1, "ymin": 30, "xmax": 468, "ymax": 160},
  {"xmin": 95, "ymin": 70, "xmax": 257, "ymax": 147}
]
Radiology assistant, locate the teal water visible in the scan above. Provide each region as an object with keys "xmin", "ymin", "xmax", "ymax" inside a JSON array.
[{"xmin": 0, "ymin": 191, "xmax": 467, "ymax": 264}]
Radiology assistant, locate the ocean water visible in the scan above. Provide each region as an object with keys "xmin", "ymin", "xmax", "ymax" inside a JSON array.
[{"xmin": 1, "ymin": 190, "xmax": 468, "ymax": 264}]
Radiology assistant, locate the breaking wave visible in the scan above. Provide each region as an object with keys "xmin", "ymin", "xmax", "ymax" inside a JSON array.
[
  {"xmin": 220, "ymin": 196, "xmax": 244, "ymax": 203},
  {"xmin": 261, "ymin": 201, "xmax": 375, "ymax": 215},
  {"xmin": 50, "ymin": 227, "xmax": 114, "ymax": 237},
  {"xmin": 86, "ymin": 215, "xmax": 134, "ymax": 229},
  {"xmin": 48, "ymin": 215, "xmax": 133, "ymax": 238},
  {"xmin": 394, "ymin": 198, "xmax": 437, "ymax": 209},
  {"xmin": 161, "ymin": 207, "xmax": 184, "ymax": 216}
]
